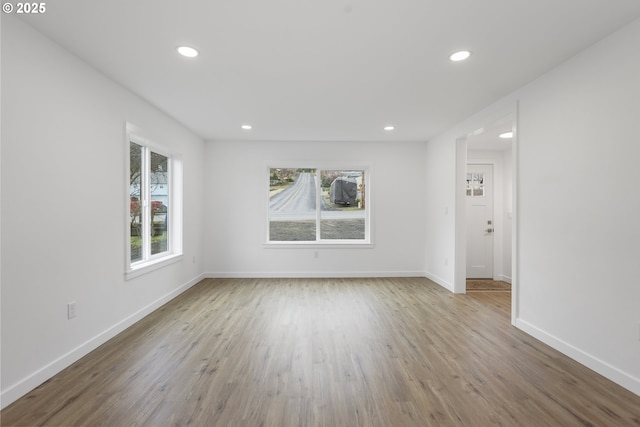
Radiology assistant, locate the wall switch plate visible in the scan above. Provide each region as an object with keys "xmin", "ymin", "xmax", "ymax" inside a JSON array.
[{"xmin": 67, "ymin": 301, "xmax": 77, "ymax": 319}]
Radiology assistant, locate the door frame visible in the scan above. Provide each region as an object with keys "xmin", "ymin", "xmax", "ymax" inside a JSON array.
[{"xmin": 454, "ymin": 105, "xmax": 519, "ymax": 325}]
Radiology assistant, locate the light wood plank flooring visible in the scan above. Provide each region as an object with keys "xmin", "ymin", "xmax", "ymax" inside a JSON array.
[
  {"xmin": 2, "ymin": 278, "xmax": 639, "ymax": 426},
  {"xmin": 466, "ymin": 279, "xmax": 512, "ymax": 292}
]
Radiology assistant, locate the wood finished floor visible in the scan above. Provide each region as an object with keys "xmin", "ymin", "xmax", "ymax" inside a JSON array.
[
  {"xmin": 466, "ymin": 279, "xmax": 512, "ymax": 292},
  {"xmin": 2, "ymin": 278, "xmax": 639, "ymax": 426}
]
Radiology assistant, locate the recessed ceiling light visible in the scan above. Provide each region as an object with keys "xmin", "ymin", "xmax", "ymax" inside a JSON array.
[
  {"xmin": 177, "ymin": 46, "xmax": 199, "ymax": 58},
  {"xmin": 241, "ymin": 124, "xmax": 252, "ymax": 130},
  {"xmin": 449, "ymin": 50, "xmax": 471, "ymax": 62},
  {"xmin": 499, "ymin": 131, "xmax": 513, "ymax": 139},
  {"xmin": 384, "ymin": 126, "xmax": 395, "ymax": 131}
]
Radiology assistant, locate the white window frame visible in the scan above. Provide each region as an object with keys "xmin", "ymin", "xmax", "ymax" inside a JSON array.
[
  {"xmin": 265, "ymin": 165, "xmax": 373, "ymax": 248},
  {"xmin": 126, "ymin": 125, "xmax": 183, "ymax": 279}
]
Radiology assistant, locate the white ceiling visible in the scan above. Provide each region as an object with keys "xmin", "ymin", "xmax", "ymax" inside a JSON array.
[{"xmin": 17, "ymin": 0, "xmax": 640, "ymax": 142}]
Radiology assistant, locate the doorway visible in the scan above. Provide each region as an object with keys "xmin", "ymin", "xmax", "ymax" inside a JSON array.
[{"xmin": 455, "ymin": 111, "xmax": 516, "ymax": 322}]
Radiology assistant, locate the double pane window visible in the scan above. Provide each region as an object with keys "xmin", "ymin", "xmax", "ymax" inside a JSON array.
[
  {"xmin": 129, "ymin": 141, "xmax": 171, "ymax": 264},
  {"xmin": 268, "ymin": 168, "xmax": 368, "ymax": 243}
]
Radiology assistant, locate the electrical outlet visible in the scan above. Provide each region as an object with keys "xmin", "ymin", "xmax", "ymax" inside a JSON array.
[{"xmin": 67, "ymin": 301, "xmax": 77, "ymax": 319}]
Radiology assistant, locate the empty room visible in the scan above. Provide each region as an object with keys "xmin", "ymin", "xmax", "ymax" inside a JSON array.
[{"xmin": 2, "ymin": 1, "xmax": 640, "ymax": 426}]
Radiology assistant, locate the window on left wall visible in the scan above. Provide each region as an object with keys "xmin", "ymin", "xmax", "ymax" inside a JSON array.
[{"xmin": 127, "ymin": 129, "xmax": 182, "ymax": 278}]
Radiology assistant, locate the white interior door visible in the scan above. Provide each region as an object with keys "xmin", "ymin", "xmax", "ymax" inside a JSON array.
[{"xmin": 466, "ymin": 164, "xmax": 494, "ymax": 278}]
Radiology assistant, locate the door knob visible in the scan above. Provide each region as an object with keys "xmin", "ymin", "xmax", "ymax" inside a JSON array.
[{"xmin": 485, "ymin": 228, "xmax": 494, "ymax": 233}]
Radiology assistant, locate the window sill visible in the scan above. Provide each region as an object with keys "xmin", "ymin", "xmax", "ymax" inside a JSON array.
[
  {"xmin": 264, "ymin": 241, "xmax": 373, "ymax": 249},
  {"xmin": 126, "ymin": 253, "xmax": 183, "ymax": 280}
]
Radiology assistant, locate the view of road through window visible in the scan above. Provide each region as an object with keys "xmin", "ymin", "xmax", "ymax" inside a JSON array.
[{"xmin": 269, "ymin": 169, "xmax": 366, "ymax": 241}]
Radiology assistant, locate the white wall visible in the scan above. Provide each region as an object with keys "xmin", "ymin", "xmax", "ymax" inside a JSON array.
[
  {"xmin": 426, "ymin": 17, "xmax": 640, "ymax": 394},
  {"xmin": 203, "ymin": 140, "xmax": 427, "ymax": 277},
  {"xmin": 1, "ymin": 16, "xmax": 205, "ymax": 408},
  {"xmin": 502, "ymin": 148, "xmax": 513, "ymax": 281},
  {"xmin": 424, "ymin": 134, "xmax": 456, "ymax": 289},
  {"xmin": 515, "ymin": 17, "xmax": 640, "ymax": 394}
]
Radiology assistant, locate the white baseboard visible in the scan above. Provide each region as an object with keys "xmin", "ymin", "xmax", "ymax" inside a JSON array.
[
  {"xmin": 496, "ymin": 274, "xmax": 512, "ymax": 284},
  {"xmin": 204, "ymin": 271, "xmax": 427, "ymax": 279},
  {"xmin": 424, "ymin": 271, "xmax": 454, "ymax": 292},
  {"xmin": 515, "ymin": 318, "xmax": 640, "ymax": 397},
  {"xmin": 1, "ymin": 273, "xmax": 205, "ymax": 410}
]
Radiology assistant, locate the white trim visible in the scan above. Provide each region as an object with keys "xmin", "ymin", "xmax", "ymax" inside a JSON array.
[
  {"xmin": 451, "ymin": 103, "xmax": 518, "ymax": 309},
  {"xmin": 126, "ymin": 123, "xmax": 183, "ymax": 276},
  {"xmin": 264, "ymin": 242, "xmax": 374, "ymax": 249},
  {"xmin": 454, "ymin": 137, "xmax": 467, "ymax": 293},
  {"xmin": 466, "ymin": 159, "xmax": 506, "ymax": 283},
  {"xmin": 205, "ymin": 271, "xmax": 426, "ymax": 279},
  {"xmin": 0, "ymin": 273, "xmax": 205, "ymax": 410},
  {"xmin": 496, "ymin": 274, "xmax": 512, "ymax": 284},
  {"xmin": 266, "ymin": 166, "xmax": 372, "ymax": 245},
  {"xmin": 124, "ymin": 125, "xmax": 134, "ymax": 265},
  {"xmin": 125, "ymin": 253, "xmax": 183, "ymax": 280},
  {"xmin": 425, "ymin": 271, "xmax": 455, "ymax": 292},
  {"xmin": 515, "ymin": 319, "xmax": 640, "ymax": 397},
  {"xmin": 511, "ymin": 102, "xmax": 519, "ymax": 326}
]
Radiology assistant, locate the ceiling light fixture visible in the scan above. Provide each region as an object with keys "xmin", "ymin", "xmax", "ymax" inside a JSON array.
[
  {"xmin": 384, "ymin": 126, "xmax": 395, "ymax": 131},
  {"xmin": 177, "ymin": 46, "xmax": 199, "ymax": 58},
  {"xmin": 499, "ymin": 131, "xmax": 513, "ymax": 139},
  {"xmin": 449, "ymin": 50, "xmax": 471, "ymax": 62},
  {"xmin": 241, "ymin": 124, "xmax": 252, "ymax": 130}
]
